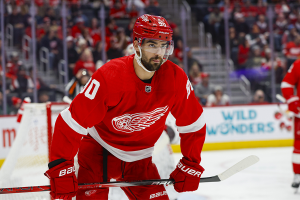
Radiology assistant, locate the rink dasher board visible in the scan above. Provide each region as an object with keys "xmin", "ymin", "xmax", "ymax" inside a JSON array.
[
  {"xmin": 171, "ymin": 103, "xmax": 294, "ymax": 152},
  {"xmin": 0, "ymin": 103, "xmax": 294, "ymax": 167}
]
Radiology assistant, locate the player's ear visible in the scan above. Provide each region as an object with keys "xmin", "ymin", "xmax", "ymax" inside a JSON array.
[
  {"xmin": 133, "ymin": 40, "xmax": 140, "ymax": 56},
  {"xmin": 133, "ymin": 40, "xmax": 139, "ymax": 50}
]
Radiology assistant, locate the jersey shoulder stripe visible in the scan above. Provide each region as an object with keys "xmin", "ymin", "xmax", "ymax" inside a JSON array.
[{"xmin": 60, "ymin": 107, "xmax": 88, "ymax": 135}]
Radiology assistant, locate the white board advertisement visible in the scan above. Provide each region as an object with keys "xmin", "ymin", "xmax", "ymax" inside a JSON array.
[
  {"xmin": 204, "ymin": 104, "xmax": 293, "ymax": 143},
  {"xmin": 0, "ymin": 116, "xmax": 19, "ymax": 160}
]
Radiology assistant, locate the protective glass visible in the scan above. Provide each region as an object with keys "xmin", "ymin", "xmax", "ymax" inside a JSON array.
[{"xmin": 141, "ymin": 39, "xmax": 174, "ymax": 56}]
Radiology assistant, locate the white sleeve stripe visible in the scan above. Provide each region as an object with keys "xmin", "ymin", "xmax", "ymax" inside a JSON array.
[
  {"xmin": 292, "ymin": 153, "xmax": 300, "ymax": 164},
  {"xmin": 281, "ymin": 82, "xmax": 294, "ymax": 88},
  {"xmin": 287, "ymin": 96, "xmax": 299, "ymax": 104},
  {"xmin": 60, "ymin": 107, "xmax": 88, "ymax": 135},
  {"xmin": 176, "ymin": 112, "xmax": 206, "ymax": 133}
]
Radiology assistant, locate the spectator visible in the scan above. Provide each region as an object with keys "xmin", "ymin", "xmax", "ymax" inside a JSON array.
[
  {"xmin": 275, "ymin": 0, "xmax": 290, "ymax": 16},
  {"xmin": 43, "ymin": 8, "xmax": 58, "ymax": 25},
  {"xmin": 65, "ymin": 69, "xmax": 91, "ymax": 99},
  {"xmin": 288, "ymin": 7, "xmax": 298, "ymax": 25},
  {"xmin": 38, "ymin": 92, "xmax": 50, "ymax": 103},
  {"xmin": 256, "ymin": 14, "xmax": 268, "ymax": 34},
  {"xmin": 172, "ymin": 27, "xmax": 182, "ymax": 49},
  {"xmin": 39, "ymin": 26, "xmax": 62, "ymax": 71},
  {"xmin": 71, "ymin": 17, "xmax": 86, "ymax": 39},
  {"xmin": 6, "ymin": 51, "xmax": 22, "ymax": 76},
  {"xmin": 66, "ymin": 36, "xmax": 79, "ymax": 80},
  {"xmin": 76, "ymin": 38, "xmax": 88, "ymax": 56},
  {"xmin": 262, "ymin": 47, "xmax": 284, "ymax": 83},
  {"xmin": 11, "ymin": 66, "xmax": 34, "ymax": 95},
  {"xmin": 174, "ymin": 40, "xmax": 183, "ymax": 62},
  {"xmin": 82, "ymin": 28, "xmax": 94, "ymax": 47},
  {"xmin": 127, "ymin": 0, "xmax": 146, "ymax": 11},
  {"xmin": 188, "ymin": 62, "xmax": 202, "ymax": 86},
  {"xmin": 241, "ymin": 0, "xmax": 257, "ymax": 18},
  {"xmin": 194, "ymin": 73, "xmax": 214, "ymax": 106},
  {"xmin": 245, "ymin": 24, "xmax": 268, "ymax": 49},
  {"xmin": 282, "ymin": 24, "xmax": 298, "ymax": 46},
  {"xmin": 127, "ymin": 4, "xmax": 139, "ymax": 18},
  {"xmin": 10, "ymin": 97, "xmax": 22, "ymax": 115},
  {"xmin": 274, "ymin": 13, "xmax": 288, "ymax": 51},
  {"xmin": 28, "ymin": 67, "xmax": 58, "ymax": 94},
  {"xmin": 89, "ymin": 18, "xmax": 101, "ymax": 46},
  {"xmin": 73, "ymin": 49, "xmax": 96, "ymax": 75},
  {"xmin": 93, "ymin": 41, "xmax": 104, "ymax": 64},
  {"xmin": 7, "ymin": 5, "xmax": 25, "ymax": 48},
  {"xmin": 116, "ymin": 27, "xmax": 129, "ymax": 50},
  {"xmin": 234, "ymin": 13, "xmax": 250, "ymax": 38},
  {"xmin": 251, "ymin": 89, "xmax": 267, "ymax": 104},
  {"xmin": 229, "ymin": 27, "xmax": 240, "ymax": 65},
  {"xmin": 237, "ymin": 37, "xmax": 250, "ymax": 69},
  {"xmin": 245, "ymin": 45, "xmax": 264, "ymax": 68},
  {"xmin": 187, "ymin": 48, "xmax": 203, "ymax": 72},
  {"xmin": 256, "ymin": 0, "xmax": 267, "ymax": 16},
  {"xmin": 110, "ymin": 0, "xmax": 127, "ymax": 19},
  {"xmin": 144, "ymin": 0, "xmax": 161, "ymax": 16},
  {"xmin": 125, "ymin": 18, "xmax": 136, "ymax": 39},
  {"xmin": 164, "ymin": 14, "xmax": 177, "ymax": 30},
  {"xmin": 206, "ymin": 85, "xmax": 230, "ymax": 106},
  {"xmin": 283, "ymin": 35, "xmax": 300, "ymax": 70},
  {"xmin": 107, "ymin": 37, "xmax": 124, "ymax": 60},
  {"xmin": 106, "ymin": 18, "xmax": 118, "ymax": 37},
  {"xmin": 208, "ymin": 7, "xmax": 223, "ymax": 43}
]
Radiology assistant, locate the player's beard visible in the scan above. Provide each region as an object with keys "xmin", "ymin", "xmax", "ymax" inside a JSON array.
[{"xmin": 141, "ymin": 55, "xmax": 163, "ymax": 72}]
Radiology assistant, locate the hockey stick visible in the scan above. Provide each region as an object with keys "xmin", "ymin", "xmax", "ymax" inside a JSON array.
[
  {"xmin": 276, "ymin": 94, "xmax": 286, "ymax": 103},
  {"xmin": 0, "ymin": 155, "xmax": 259, "ymax": 194}
]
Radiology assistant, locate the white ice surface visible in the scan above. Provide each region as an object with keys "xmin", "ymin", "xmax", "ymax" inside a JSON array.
[{"xmin": 174, "ymin": 147, "xmax": 300, "ymax": 200}]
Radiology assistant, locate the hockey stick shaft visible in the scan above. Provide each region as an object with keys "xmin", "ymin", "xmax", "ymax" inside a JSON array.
[
  {"xmin": 0, "ymin": 155, "xmax": 259, "ymax": 194},
  {"xmin": 0, "ymin": 177, "xmax": 217, "ymax": 194}
]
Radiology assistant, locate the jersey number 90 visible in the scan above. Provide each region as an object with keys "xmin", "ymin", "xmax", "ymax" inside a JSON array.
[{"xmin": 80, "ymin": 78, "xmax": 100, "ymax": 100}]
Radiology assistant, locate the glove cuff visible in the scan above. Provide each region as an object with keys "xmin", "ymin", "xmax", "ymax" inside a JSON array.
[{"xmin": 287, "ymin": 96, "xmax": 300, "ymax": 104}]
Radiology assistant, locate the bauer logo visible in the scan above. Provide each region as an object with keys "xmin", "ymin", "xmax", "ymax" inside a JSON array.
[
  {"xmin": 112, "ymin": 106, "xmax": 169, "ymax": 133},
  {"xmin": 150, "ymin": 191, "xmax": 167, "ymax": 199},
  {"xmin": 59, "ymin": 166, "xmax": 75, "ymax": 176}
]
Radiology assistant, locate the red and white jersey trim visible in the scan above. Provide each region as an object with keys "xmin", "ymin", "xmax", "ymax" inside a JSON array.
[
  {"xmin": 287, "ymin": 96, "xmax": 300, "ymax": 104},
  {"xmin": 61, "ymin": 108, "xmax": 88, "ymax": 135},
  {"xmin": 176, "ymin": 112, "xmax": 205, "ymax": 133},
  {"xmin": 292, "ymin": 153, "xmax": 300, "ymax": 164},
  {"xmin": 281, "ymin": 81, "xmax": 294, "ymax": 88},
  {"xmin": 88, "ymin": 127, "xmax": 154, "ymax": 162}
]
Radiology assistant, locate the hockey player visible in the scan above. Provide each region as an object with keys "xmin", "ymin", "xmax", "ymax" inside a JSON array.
[
  {"xmin": 281, "ymin": 60, "xmax": 300, "ymax": 189},
  {"xmin": 44, "ymin": 14, "xmax": 206, "ymax": 200}
]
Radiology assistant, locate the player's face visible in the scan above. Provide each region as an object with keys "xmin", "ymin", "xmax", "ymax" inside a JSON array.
[{"xmin": 140, "ymin": 39, "xmax": 167, "ymax": 71}]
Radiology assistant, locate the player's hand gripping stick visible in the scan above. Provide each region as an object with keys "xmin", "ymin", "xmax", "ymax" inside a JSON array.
[
  {"xmin": 44, "ymin": 160, "xmax": 78, "ymax": 200},
  {"xmin": 170, "ymin": 157, "xmax": 204, "ymax": 192}
]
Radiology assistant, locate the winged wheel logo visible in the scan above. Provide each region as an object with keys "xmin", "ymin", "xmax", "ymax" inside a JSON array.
[{"xmin": 112, "ymin": 106, "xmax": 169, "ymax": 133}]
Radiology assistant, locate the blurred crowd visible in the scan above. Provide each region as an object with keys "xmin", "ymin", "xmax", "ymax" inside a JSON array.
[
  {"xmin": 2, "ymin": 0, "xmax": 298, "ymax": 115},
  {"xmin": 188, "ymin": 0, "xmax": 300, "ymax": 99},
  {"xmin": 0, "ymin": 0, "xmax": 171, "ymax": 114}
]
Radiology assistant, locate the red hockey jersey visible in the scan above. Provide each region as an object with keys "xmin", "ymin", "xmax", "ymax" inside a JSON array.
[
  {"xmin": 281, "ymin": 59, "xmax": 300, "ymax": 99},
  {"xmin": 50, "ymin": 54, "xmax": 206, "ymax": 164}
]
